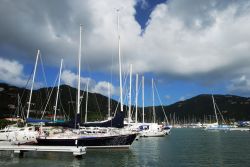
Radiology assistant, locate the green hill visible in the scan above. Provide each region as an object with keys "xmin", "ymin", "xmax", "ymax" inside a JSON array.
[{"xmin": 1, "ymin": 83, "xmax": 250, "ymax": 123}]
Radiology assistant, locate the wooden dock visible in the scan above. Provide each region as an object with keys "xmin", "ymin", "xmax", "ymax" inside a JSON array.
[{"xmin": 0, "ymin": 142, "xmax": 86, "ymax": 158}]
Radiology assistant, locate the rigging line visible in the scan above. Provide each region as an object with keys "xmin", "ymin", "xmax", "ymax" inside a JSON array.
[
  {"xmin": 114, "ymin": 95, "xmax": 121, "ymax": 116},
  {"xmin": 82, "ymin": 62, "xmax": 103, "ymax": 119},
  {"xmin": 19, "ymin": 65, "xmax": 33, "ymax": 120},
  {"xmin": 108, "ymin": 18, "xmax": 116, "ymax": 116},
  {"xmin": 79, "ymin": 81, "xmax": 88, "ymax": 120},
  {"xmin": 85, "ymin": 65, "xmax": 102, "ymax": 119},
  {"xmin": 39, "ymin": 53, "xmax": 49, "ymax": 93},
  {"xmin": 38, "ymin": 88, "xmax": 51, "ymax": 115},
  {"xmin": 40, "ymin": 72, "xmax": 59, "ymax": 120},
  {"xmin": 114, "ymin": 67, "xmax": 129, "ymax": 115},
  {"xmin": 154, "ymin": 82, "xmax": 169, "ymax": 124},
  {"xmin": 215, "ymin": 102, "xmax": 226, "ymax": 124},
  {"xmin": 21, "ymin": 107, "xmax": 25, "ymax": 121},
  {"xmin": 93, "ymin": 92, "xmax": 102, "ymax": 119},
  {"xmin": 38, "ymin": 90, "xmax": 45, "ymax": 118},
  {"xmin": 67, "ymin": 86, "xmax": 76, "ymax": 116},
  {"xmin": 129, "ymin": 78, "xmax": 136, "ymax": 120},
  {"xmin": 58, "ymin": 89, "xmax": 68, "ymax": 121},
  {"xmin": 122, "ymin": 68, "xmax": 129, "ymax": 101},
  {"xmin": 57, "ymin": 63, "xmax": 68, "ymax": 120},
  {"xmin": 12, "ymin": 94, "xmax": 18, "ymax": 118},
  {"xmin": 37, "ymin": 53, "xmax": 51, "ymax": 113}
]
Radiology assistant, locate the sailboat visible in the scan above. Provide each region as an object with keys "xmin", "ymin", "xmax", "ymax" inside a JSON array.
[
  {"xmin": 80, "ymin": 10, "xmax": 125, "ymax": 128},
  {"xmin": 138, "ymin": 78, "xmax": 166, "ymax": 137},
  {"xmin": 36, "ymin": 24, "xmax": 137, "ymax": 148},
  {"xmin": 0, "ymin": 50, "xmax": 41, "ymax": 143},
  {"xmin": 205, "ymin": 95, "xmax": 232, "ymax": 131}
]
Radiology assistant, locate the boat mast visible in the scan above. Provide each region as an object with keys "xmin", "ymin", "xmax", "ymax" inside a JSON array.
[
  {"xmin": 135, "ymin": 74, "xmax": 138, "ymax": 124},
  {"xmin": 26, "ymin": 49, "xmax": 40, "ymax": 119},
  {"xmin": 142, "ymin": 76, "xmax": 144, "ymax": 123},
  {"xmin": 212, "ymin": 95, "xmax": 218, "ymax": 124},
  {"xmin": 128, "ymin": 64, "xmax": 132, "ymax": 124},
  {"xmin": 152, "ymin": 78, "xmax": 155, "ymax": 123},
  {"xmin": 17, "ymin": 94, "xmax": 20, "ymax": 118},
  {"xmin": 77, "ymin": 25, "xmax": 83, "ymax": 117},
  {"xmin": 84, "ymin": 79, "xmax": 89, "ymax": 123},
  {"xmin": 108, "ymin": 82, "xmax": 111, "ymax": 118},
  {"xmin": 54, "ymin": 59, "xmax": 63, "ymax": 122},
  {"xmin": 117, "ymin": 9, "xmax": 123, "ymax": 112}
]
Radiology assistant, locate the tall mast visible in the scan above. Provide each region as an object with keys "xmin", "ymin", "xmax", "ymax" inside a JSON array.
[
  {"xmin": 128, "ymin": 64, "xmax": 132, "ymax": 124},
  {"xmin": 108, "ymin": 83, "xmax": 111, "ymax": 118},
  {"xmin": 84, "ymin": 79, "xmax": 89, "ymax": 123},
  {"xmin": 212, "ymin": 95, "xmax": 218, "ymax": 123},
  {"xmin": 54, "ymin": 59, "xmax": 63, "ymax": 122},
  {"xmin": 142, "ymin": 76, "xmax": 145, "ymax": 123},
  {"xmin": 26, "ymin": 49, "xmax": 40, "ymax": 119},
  {"xmin": 117, "ymin": 9, "xmax": 123, "ymax": 112},
  {"xmin": 152, "ymin": 78, "xmax": 155, "ymax": 123},
  {"xmin": 77, "ymin": 25, "xmax": 83, "ymax": 116},
  {"xmin": 135, "ymin": 74, "xmax": 138, "ymax": 124},
  {"xmin": 17, "ymin": 94, "xmax": 20, "ymax": 118}
]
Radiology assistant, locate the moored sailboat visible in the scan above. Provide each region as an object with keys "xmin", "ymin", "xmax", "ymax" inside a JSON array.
[
  {"xmin": 205, "ymin": 95, "xmax": 233, "ymax": 131},
  {"xmin": 0, "ymin": 50, "xmax": 41, "ymax": 143},
  {"xmin": 36, "ymin": 22, "xmax": 137, "ymax": 148}
]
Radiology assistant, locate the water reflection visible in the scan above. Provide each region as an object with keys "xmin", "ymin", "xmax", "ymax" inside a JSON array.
[
  {"xmin": 69, "ymin": 158, "xmax": 81, "ymax": 167},
  {"xmin": 82, "ymin": 149, "xmax": 137, "ymax": 166},
  {"xmin": 132, "ymin": 137, "xmax": 163, "ymax": 166}
]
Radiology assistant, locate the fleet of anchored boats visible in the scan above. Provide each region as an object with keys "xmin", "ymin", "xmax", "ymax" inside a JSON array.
[
  {"xmin": 3, "ymin": 12, "xmax": 250, "ymax": 155},
  {"xmin": 0, "ymin": 12, "xmax": 171, "ymax": 149}
]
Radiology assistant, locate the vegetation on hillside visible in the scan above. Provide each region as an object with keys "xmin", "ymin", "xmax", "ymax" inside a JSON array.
[{"xmin": 1, "ymin": 83, "xmax": 250, "ymax": 124}]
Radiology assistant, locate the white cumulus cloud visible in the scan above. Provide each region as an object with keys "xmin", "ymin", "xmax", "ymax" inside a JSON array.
[
  {"xmin": 92, "ymin": 81, "xmax": 118, "ymax": 96},
  {"xmin": 1, "ymin": 0, "xmax": 250, "ymax": 95},
  {"xmin": 61, "ymin": 69, "xmax": 118, "ymax": 96},
  {"xmin": 0, "ymin": 57, "xmax": 27, "ymax": 86}
]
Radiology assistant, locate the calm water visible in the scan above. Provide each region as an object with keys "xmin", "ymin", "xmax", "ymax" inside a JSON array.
[{"xmin": 1, "ymin": 128, "xmax": 250, "ymax": 167}]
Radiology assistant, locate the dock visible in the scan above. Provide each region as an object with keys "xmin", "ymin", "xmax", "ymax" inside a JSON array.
[{"xmin": 0, "ymin": 142, "xmax": 86, "ymax": 158}]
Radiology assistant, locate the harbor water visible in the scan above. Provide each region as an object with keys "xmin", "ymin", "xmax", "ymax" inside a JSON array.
[{"xmin": 1, "ymin": 128, "xmax": 250, "ymax": 167}]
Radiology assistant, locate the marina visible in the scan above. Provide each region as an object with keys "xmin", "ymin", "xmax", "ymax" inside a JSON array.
[
  {"xmin": 1, "ymin": 128, "xmax": 250, "ymax": 166},
  {"xmin": 1, "ymin": 0, "xmax": 250, "ymax": 166}
]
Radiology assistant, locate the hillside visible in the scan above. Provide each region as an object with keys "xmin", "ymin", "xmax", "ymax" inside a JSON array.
[
  {"xmin": 1, "ymin": 83, "xmax": 250, "ymax": 122},
  {"xmin": 0, "ymin": 83, "xmax": 123, "ymax": 121},
  {"xmin": 154, "ymin": 94, "xmax": 250, "ymax": 123}
]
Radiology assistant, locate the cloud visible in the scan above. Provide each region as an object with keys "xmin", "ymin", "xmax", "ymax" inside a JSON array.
[
  {"xmin": 61, "ymin": 69, "xmax": 118, "ymax": 96},
  {"xmin": 1, "ymin": 0, "xmax": 250, "ymax": 93},
  {"xmin": 0, "ymin": 57, "xmax": 45, "ymax": 89},
  {"xmin": 61, "ymin": 69, "xmax": 95, "ymax": 88},
  {"xmin": 92, "ymin": 81, "xmax": 118, "ymax": 96},
  {"xmin": 227, "ymin": 75, "xmax": 250, "ymax": 96},
  {"xmin": 0, "ymin": 57, "xmax": 27, "ymax": 86},
  {"xmin": 0, "ymin": 58, "xmax": 119, "ymax": 96},
  {"xmin": 137, "ymin": 0, "xmax": 250, "ymax": 79}
]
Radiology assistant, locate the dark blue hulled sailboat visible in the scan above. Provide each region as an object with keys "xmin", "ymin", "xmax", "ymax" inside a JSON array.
[{"xmin": 36, "ymin": 22, "xmax": 137, "ymax": 148}]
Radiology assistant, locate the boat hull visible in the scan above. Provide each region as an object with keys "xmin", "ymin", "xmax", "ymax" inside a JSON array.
[
  {"xmin": 36, "ymin": 133, "xmax": 137, "ymax": 148},
  {"xmin": 139, "ymin": 131, "xmax": 166, "ymax": 137}
]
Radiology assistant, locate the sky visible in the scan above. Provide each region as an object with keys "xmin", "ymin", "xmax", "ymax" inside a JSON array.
[{"xmin": 0, "ymin": 0, "xmax": 250, "ymax": 106}]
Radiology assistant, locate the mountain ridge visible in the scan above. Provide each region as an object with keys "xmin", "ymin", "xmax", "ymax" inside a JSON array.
[{"xmin": 0, "ymin": 83, "xmax": 250, "ymax": 122}]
